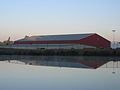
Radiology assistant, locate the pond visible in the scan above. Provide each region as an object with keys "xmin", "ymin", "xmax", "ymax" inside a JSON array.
[{"xmin": 0, "ymin": 55, "xmax": 120, "ymax": 90}]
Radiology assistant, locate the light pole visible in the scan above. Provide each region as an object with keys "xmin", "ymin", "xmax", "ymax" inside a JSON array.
[
  {"xmin": 112, "ymin": 30, "xmax": 116, "ymax": 49},
  {"xmin": 112, "ymin": 61, "xmax": 116, "ymax": 74}
]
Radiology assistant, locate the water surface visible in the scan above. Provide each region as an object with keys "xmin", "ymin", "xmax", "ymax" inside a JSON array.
[{"xmin": 0, "ymin": 55, "xmax": 120, "ymax": 90}]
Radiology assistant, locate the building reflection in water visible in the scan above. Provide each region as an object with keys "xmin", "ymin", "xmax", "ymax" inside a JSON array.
[{"xmin": 0, "ymin": 55, "xmax": 120, "ymax": 70}]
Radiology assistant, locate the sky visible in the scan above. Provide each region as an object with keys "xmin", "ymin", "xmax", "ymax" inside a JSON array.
[{"xmin": 0, "ymin": 0, "xmax": 120, "ymax": 41}]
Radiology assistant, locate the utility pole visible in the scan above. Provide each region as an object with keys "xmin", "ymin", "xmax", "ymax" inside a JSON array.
[{"xmin": 112, "ymin": 30, "xmax": 116, "ymax": 49}]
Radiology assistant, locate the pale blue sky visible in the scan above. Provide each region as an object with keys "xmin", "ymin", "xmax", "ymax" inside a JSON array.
[{"xmin": 0, "ymin": 0, "xmax": 120, "ymax": 41}]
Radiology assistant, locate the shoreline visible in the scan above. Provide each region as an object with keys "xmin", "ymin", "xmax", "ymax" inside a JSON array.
[{"xmin": 0, "ymin": 48, "xmax": 120, "ymax": 56}]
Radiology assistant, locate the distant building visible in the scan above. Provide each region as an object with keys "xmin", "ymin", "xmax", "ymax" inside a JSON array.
[
  {"xmin": 111, "ymin": 42, "xmax": 120, "ymax": 49},
  {"xmin": 117, "ymin": 42, "xmax": 120, "ymax": 48},
  {"xmin": 14, "ymin": 33, "xmax": 110, "ymax": 49}
]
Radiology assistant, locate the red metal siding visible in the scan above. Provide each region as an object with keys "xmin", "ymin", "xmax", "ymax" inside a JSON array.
[
  {"xmin": 14, "ymin": 40, "xmax": 80, "ymax": 44},
  {"xmin": 79, "ymin": 34, "xmax": 110, "ymax": 48},
  {"xmin": 14, "ymin": 34, "xmax": 110, "ymax": 48}
]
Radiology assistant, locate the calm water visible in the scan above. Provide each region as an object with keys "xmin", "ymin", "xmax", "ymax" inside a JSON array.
[{"xmin": 0, "ymin": 55, "xmax": 120, "ymax": 90}]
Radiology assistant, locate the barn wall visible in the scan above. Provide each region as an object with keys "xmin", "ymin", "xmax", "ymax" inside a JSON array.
[
  {"xmin": 13, "ymin": 44, "xmax": 96, "ymax": 49},
  {"xmin": 79, "ymin": 34, "xmax": 110, "ymax": 48},
  {"xmin": 14, "ymin": 34, "xmax": 110, "ymax": 49}
]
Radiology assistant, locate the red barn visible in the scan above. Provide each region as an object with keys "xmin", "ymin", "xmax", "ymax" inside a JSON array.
[{"xmin": 14, "ymin": 33, "xmax": 110, "ymax": 49}]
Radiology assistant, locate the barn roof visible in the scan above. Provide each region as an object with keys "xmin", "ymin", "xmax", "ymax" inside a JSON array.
[{"xmin": 16, "ymin": 33, "xmax": 95, "ymax": 41}]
